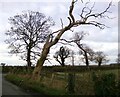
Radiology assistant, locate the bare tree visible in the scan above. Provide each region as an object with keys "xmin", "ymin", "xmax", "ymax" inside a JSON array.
[
  {"xmin": 60, "ymin": 32, "xmax": 94, "ymax": 66},
  {"xmin": 1, "ymin": 63, "xmax": 6, "ymax": 67},
  {"xmin": 32, "ymin": 0, "xmax": 112, "ymax": 79},
  {"xmin": 72, "ymin": 32, "xmax": 94, "ymax": 66},
  {"xmin": 80, "ymin": 45, "xmax": 95, "ymax": 66},
  {"xmin": 54, "ymin": 46, "xmax": 70, "ymax": 66},
  {"xmin": 5, "ymin": 11, "xmax": 54, "ymax": 67},
  {"xmin": 94, "ymin": 51, "xmax": 109, "ymax": 66},
  {"xmin": 116, "ymin": 53, "xmax": 120, "ymax": 64}
]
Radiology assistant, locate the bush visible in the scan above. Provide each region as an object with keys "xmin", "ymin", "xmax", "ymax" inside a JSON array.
[{"xmin": 92, "ymin": 72, "xmax": 120, "ymax": 96}]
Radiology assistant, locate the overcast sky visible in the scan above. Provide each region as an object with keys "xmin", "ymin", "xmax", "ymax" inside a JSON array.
[{"xmin": 0, "ymin": 0, "xmax": 119, "ymax": 66}]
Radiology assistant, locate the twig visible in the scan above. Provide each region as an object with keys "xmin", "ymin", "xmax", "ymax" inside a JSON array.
[{"xmin": 60, "ymin": 18, "xmax": 64, "ymax": 29}]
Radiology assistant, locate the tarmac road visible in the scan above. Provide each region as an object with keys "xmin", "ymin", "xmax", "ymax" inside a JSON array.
[
  {"xmin": 2, "ymin": 74, "xmax": 41, "ymax": 97},
  {"xmin": 0, "ymin": 73, "xmax": 2, "ymax": 97}
]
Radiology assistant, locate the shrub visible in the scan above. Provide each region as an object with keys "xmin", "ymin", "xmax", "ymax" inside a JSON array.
[{"xmin": 92, "ymin": 72, "xmax": 120, "ymax": 96}]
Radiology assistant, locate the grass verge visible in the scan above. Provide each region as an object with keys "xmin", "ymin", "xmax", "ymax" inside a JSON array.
[
  {"xmin": 4, "ymin": 68, "xmax": 120, "ymax": 96},
  {"xmin": 4, "ymin": 73, "xmax": 67, "ymax": 95}
]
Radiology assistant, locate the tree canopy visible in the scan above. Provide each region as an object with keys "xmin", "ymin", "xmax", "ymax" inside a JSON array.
[{"xmin": 5, "ymin": 11, "xmax": 54, "ymax": 67}]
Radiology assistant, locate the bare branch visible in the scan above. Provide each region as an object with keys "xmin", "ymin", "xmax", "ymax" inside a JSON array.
[
  {"xmin": 85, "ymin": 2, "xmax": 95, "ymax": 17},
  {"xmin": 86, "ymin": 21, "xmax": 109, "ymax": 29},
  {"xmin": 67, "ymin": 17, "xmax": 72, "ymax": 25},
  {"xmin": 58, "ymin": 41, "xmax": 74, "ymax": 46},
  {"xmin": 60, "ymin": 38, "xmax": 77, "ymax": 43},
  {"xmin": 86, "ymin": 2, "xmax": 112, "ymax": 19},
  {"xmin": 51, "ymin": 29, "xmax": 62, "ymax": 35},
  {"xmin": 77, "ymin": 1, "xmax": 113, "ymax": 29},
  {"xmin": 80, "ymin": 2, "xmax": 90, "ymax": 18},
  {"xmin": 46, "ymin": 57, "xmax": 52, "ymax": 64},
  {"xmin": 69, "ymin": 0, "xmax": 76, "ymax": 23},
  {"xmin": 60, "ymin": 18, "xmax": 64, "ymax": 29},
  {"xmin": 81, "ymin": 0, "xmax": 83, "ymax": 3},
  {"xmin": 60, "ymin": 32, "xmax": 87, "ymax": 45}
]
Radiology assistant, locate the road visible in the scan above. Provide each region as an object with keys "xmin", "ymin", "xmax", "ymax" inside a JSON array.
[
  {"xmin": 2, "ymin": 74, "xmax": 41, "ymax": 97},
  {"xmin": 0, "ymin": 73, "xmax": 2, "ymax": 97}
]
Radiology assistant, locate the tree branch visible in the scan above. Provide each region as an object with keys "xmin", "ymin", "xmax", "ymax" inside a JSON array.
[
  {"xmin": 60, "ymin": 18, "xmax": 64, "ymax": 29},
  {"xmin": 86, "ymin": 2, "xmax": 112, "ymax": 19},
  {"xmin": 69, "ymin": 0, "xmax": 76, "ymax": 23}
]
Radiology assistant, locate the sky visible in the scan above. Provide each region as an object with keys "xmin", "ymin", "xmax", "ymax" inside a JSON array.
[{"xmin": 0, "ymin": 0, "xmax": 119, "ymax": 66}]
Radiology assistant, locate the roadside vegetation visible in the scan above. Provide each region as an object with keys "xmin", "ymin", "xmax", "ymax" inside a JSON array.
[
  {"xmin": 5, "ymin": 73, "xmax": 66, "ymax": 95},
  {"xmin": 3, "ymin": 65, "xmax": 120, "ymax": 96}
]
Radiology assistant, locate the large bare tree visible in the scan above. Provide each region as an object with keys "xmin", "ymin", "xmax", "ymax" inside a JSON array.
[
  {"xmin": 5, "ymin": 11, "xmax": 54, "ymax": 67},
  {"xmin": 32, "ymin": 0, "xmax": 112, "ymax": 79}
]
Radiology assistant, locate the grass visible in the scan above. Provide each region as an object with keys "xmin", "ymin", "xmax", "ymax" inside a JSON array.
[
  {"xmin": 4, "ymin": 67, "xmax": 120, "ymax": 95},
  {"xmin": 5, "ymin": 73, "xmax": 67, "ymax": 95}
]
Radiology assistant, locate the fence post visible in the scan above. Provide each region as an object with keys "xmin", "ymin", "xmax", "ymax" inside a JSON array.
[
  {"xmin": 67, "ymin": 72, "xmax": 75, "ymax": 94},
  {"xmin": 50, "ymin": 72, "xmax": 55, "ymax": 85}
]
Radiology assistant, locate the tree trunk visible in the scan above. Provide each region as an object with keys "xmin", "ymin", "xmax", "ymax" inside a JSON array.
[
  {"xmin": 76, "ymin": 43, "xmax": 89, "ymax": 67},
  {"xmin": 31, "ymin": 45, "xmax": 50, "ymax": 80},
  {"xmin": 98, "ymin": 61, "xmax": 102, "ymax": 66},
  {"xmin": 84, "ymin": 52, "xmax": 89, "ymax": 67},
  {"xmin": 67, "ymin": 73, "xmax": 75, "ymax": 94},
  {"xmin": 31, "ymin": 28, "xmax": 69, "ymax": 79},
  {"xmin": 72, "ymin": 52, "xmax": 74, "ymax": 66},
  {"xmin": 27, "ymin": 48, "xmax": 31, "ymax": 67},
  {"xmin": 61, "ymin": 58, "xmax": 65, "ymax": 67}
]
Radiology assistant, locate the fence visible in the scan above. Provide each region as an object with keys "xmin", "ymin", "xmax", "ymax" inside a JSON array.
[{"xmin": 39, "ymin": 68, "xmax": 120, "ymax": 95}]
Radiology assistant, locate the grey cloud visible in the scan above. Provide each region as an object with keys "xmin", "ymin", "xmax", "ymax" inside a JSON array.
[{"xmin": 0, "ymin": 1, "xmax": 118, "ymax": 65}]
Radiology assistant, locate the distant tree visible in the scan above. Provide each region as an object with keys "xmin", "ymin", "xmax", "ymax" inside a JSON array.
[
  {"xmin": 1, "ymin": 63, "xmax": 6, "ymax": 67},
  {"xmin": 62, "ymin": 32, "xmax": 95, "ymax": 66},
  {"xmin": 54, "ymin": 46, "xmax": 70, "ymax": 66},
  {"xmin": 71, "ymin": 50, "xmax": 75, "ymax": 66},
  {"xmin": 116, "ymin": 53, "xmax": 120, "ymax": 64},
  {"xmin": 73, "ymin": 32, "xmax": 94, "ymax": 67},
  {"xmin": 5, "ymin": 11, "xmax": 54, "ymax": 67},
  {"xmin": 80, "ymin": 45, "xmax": 95, "ymax": 66},
  {"xmin": 93, "ymin": 51, "xmax": 109, "ymax": 66}
]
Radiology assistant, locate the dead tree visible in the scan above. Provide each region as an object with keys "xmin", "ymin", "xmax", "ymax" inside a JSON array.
[{"xmin": 32, "ymin": 0, "xmax": 112, "ymax": 79}]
